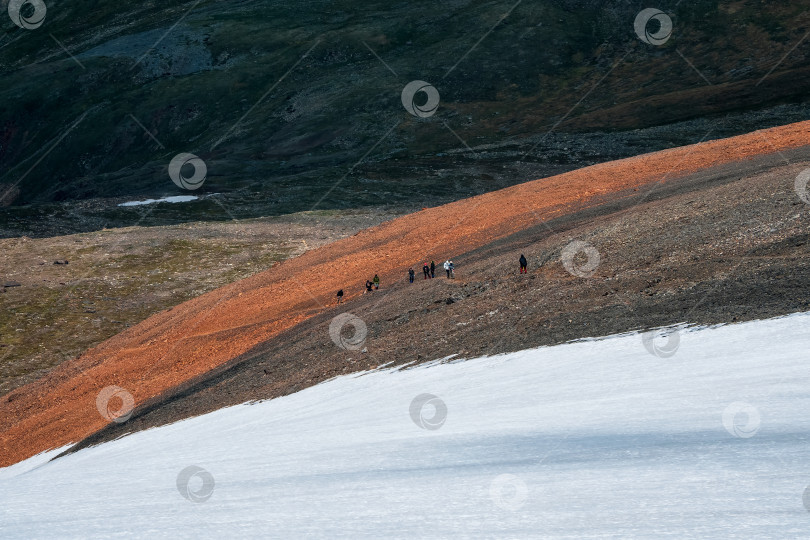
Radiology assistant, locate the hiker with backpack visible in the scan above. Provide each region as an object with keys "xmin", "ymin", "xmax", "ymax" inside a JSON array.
[
  {"xmin": 430, "ymin": 261, "xmax": 436, "ymax": 279},
  {"xmin": 519, "ymin": 254, "xmax": 528, "ymax": 274},
  {"xmin": 423, "ymin": 262, "xmax": 430, "ymax": 280},
  {"xmin": 336, "ymin": 289, "xmax": 344, "ymax": 304},
  {"xmin": 408, "ymin": 268, "xmax": 415, "ymax": 283},
  {"xmin": 365, "ymin": 280, "xmax": 373, "ymax": 293},
  {"xmin": 448, "ymin": 260, "xmax": 455, "ymax": 279},
  {"xmin": 443, "ymin": 260, "xmax": 451, "ymax": 278},
  {"xmin": 373, "ymin": 274, "xmax": 380, "ymax": 290}
]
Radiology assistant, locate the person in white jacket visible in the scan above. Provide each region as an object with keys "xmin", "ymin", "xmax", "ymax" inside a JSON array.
[{"xmin": 443, "ymin": 260, "xmax": 451, "ymax": 278}]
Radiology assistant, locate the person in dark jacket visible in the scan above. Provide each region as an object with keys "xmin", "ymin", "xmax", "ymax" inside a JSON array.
[
  {"xmin": 408, "ymin": 268, "xmax": 415, "ymax": 283},
  {"xmin": 336, "ymin": 289, "xmax": 344, "ymax": 303},
  {"xmin": 423, "ymin": 262, "xmax": 430, "ymax": 280},
  {"xmin": 373, "ymin": 274, "xmax": 380, "ymax": 289},
  {"xmin": 365, "ymin": 280, "xmax": 374, "ymax": 293},
  {"xmin": 519, "ymin": 254, "xmax": 528, "ymax": 274},
  {"xmin": 430, "ymin": 261, "xmax": 435, "ymax": 278}
]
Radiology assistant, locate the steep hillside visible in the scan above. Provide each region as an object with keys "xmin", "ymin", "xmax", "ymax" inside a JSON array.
[
  {"xmin": 2, "ymin": 1, "xmax": 810, "ymax": 234},
  {"xmin": 1, "ymin": 119, "xmax": 808, "ymax": 467}
]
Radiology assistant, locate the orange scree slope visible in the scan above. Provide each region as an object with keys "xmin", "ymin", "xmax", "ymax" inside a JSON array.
[{"xmin": 1, "ymin": 121, "xmax": 808, "ymax": 467}]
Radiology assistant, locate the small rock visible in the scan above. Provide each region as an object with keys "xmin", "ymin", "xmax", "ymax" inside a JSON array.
[{"xmin": 53, "ymin": 260, "xmax": 69, "ymax": 265}]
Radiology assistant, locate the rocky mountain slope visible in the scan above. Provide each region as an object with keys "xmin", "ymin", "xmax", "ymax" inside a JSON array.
[
  {"xmin": 1, "ymin": 119, "xmax": 808, "ymax": 467},
  {"xmin": 2, "ymin": 0, "xmax": 810, "ymax": 235}
]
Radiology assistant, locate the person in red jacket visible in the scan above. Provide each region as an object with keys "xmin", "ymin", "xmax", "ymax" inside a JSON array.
[{"xmin": 423, "ymin": 262, "xmax": 430, "ymax": 280}]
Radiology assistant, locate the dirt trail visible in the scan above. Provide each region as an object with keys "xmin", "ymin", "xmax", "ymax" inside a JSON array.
[{"xmin": 2, "ymin": 120, "xmax": 809, "ymax": 467}]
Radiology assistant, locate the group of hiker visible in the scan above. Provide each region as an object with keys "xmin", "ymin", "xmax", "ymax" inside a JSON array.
[
  {"xmin": 337, "ymin": 273, "xmax": 379, "ymax": 302},
  {"xmin": 337, "ymin": 253, "xmax": 532, "ymax": 303},
  {"xmin": 408, "ymin": 260, "xmax": 455, "ymax": 282},
  {"xmin": 364, "ymin": 274, "xmax": 380, "ymax": 293}
]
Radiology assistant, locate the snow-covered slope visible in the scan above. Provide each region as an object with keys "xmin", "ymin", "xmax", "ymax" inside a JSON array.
[{"xmin": 3, "ymin": 313, "xmax": 810, "ymax": 539}]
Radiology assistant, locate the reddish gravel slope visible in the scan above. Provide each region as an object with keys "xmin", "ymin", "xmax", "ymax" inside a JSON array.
[{"xmin": 1, "ymin": 120, "xmax": 809, "ymax": 467}]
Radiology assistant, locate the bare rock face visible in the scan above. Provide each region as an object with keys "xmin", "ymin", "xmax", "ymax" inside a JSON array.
[{"xmin": 78, "ymin": 26, "xmax": 215, "ymax": 81}]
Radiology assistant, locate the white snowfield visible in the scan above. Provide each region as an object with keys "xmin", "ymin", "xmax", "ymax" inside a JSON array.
[{"xmin": 3, "ymin": 313, "xmax": 810, "ymax": 539}]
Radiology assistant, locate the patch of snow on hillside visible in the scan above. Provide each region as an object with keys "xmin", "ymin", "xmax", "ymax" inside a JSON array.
[{"xmin": 118, "ymin": 195, "xmax": 198, "ymax": 207}]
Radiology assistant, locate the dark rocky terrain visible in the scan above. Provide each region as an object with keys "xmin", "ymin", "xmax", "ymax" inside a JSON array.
[{"xmin": 2, "ymin": 0, "xmax": 810, "ymax": 235}]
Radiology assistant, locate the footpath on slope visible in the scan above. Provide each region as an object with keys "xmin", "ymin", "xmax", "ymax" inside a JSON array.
[{"xmin": 2, "ymin": 120, "xmax": 809, "ymax": 467}]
